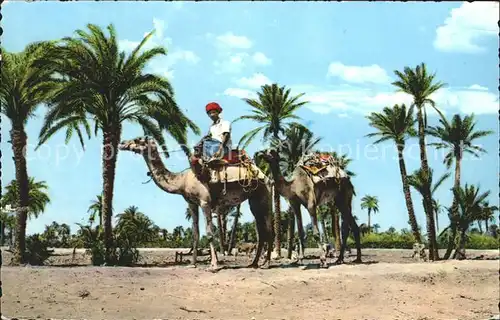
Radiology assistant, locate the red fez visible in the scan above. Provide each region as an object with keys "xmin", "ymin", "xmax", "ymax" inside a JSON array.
[{"xmin": 206, "ymin": 102, "xmax": 222, "ymax": 113}]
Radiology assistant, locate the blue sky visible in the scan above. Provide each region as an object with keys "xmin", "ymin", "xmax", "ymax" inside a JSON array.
[{"xmin": 1, "ymin": 1, "xmax": 498, "ymax": 236}]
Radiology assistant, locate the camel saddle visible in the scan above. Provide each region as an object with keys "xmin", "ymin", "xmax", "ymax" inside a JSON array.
[
  {"xmin": 298, "ymin": 152, "xmax": 347, "ymax": 184},
  {"xmin": 204, "ymin": 149, "xmax": 269, "ymax": 184}
]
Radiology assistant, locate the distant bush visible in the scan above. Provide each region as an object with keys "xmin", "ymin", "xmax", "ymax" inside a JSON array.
[
  {"xmin": 345, "ymin": 232, "xmax": 417, "ymax": 249},
  {"xmin": 342, "ymin": 231, "xmax": 498, "ymax": 250},
  {"xmin": 465, "ymin": 233, "xmax": 499, "ymax": 249}
]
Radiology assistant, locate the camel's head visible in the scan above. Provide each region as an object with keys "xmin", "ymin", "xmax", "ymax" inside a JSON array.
[{"xmin": 118, "ymin": 136, "xmax": 162, "ymax": 156}]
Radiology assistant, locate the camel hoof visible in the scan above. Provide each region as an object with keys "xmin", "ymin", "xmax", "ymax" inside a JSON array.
[
  {"xmin": 353, "ymin": 258, "xmax": 362, "ymax": 264},
  {"xmin": 206, "ymin": 266, "xmax": 223, "ymax": 273},
  {"xmin": 259, "ymin": 261, "xmax": 270, "ymax": 269},
  {"xmin": 247, "ymin": 263, "xmax": 259, "ymax": 269},
  {"xmin": 333, "ymin": 258, "xmax": 344, "ymax": 265},
  {"xmin": 289, "ymin": 259, "xmax": 300, "ymax": 266}
]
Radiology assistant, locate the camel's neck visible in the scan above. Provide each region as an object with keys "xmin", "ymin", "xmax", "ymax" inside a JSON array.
[
  {"xmin": 143, "ymin": 148, "xmax": 183, "ymax": 194},
  {"xmin": 268, "ymin": 157, "xmax": 294, "ymax": 199}
]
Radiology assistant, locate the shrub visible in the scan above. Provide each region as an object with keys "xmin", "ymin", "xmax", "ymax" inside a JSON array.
[
  {"xmin": 466, "ymin": 233, "xmax": 499, "ymax": 249},
  {"xmin": 346, "ymin": 232, "xmax": 417, "ymax": 249},
  {"xmin": 24, "ymin": 234, "xmax": 53, "ymax": 265}
]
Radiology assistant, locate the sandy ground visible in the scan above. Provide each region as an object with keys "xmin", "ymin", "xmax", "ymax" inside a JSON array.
[{"xmin": 1, "ymin": 248, "xmax": 499, "ymax": 320}]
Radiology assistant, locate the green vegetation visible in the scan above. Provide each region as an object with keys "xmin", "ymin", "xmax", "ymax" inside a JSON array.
[{"xmin": 0, "ymin": 23, "xmax": 497, "ymax": 266}]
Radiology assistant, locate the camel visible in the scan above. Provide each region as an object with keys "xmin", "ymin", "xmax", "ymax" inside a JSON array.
[
  {"xmin": 118, "ymin": 136, "xmax": 274, "ymax": 271},
  {"xmin": 256, "ymin": 148, "xmax": 362, "ymax": 267}
]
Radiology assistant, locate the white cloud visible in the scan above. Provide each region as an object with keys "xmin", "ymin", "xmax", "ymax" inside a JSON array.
[
  {"xmin": 118, "ymin": 18, "xmax": 199, "ymax": 79},
  {"xmin": 216, "ymin": 32, "xmax": 253, "ymax": 50},
  {"xmin": 236, "ymin": 73, "xmax": 272, "ymax": 89},
  {"xmin": 168, "ymin": 50, "xmax": 200, "ymax": 64},
  {"xmin": 434, "ymin": 2, "xmax": 499, "ymax": 53},
  {"xmin": 213, "ymin": 53, "xmax": 249, "ymax": 74},
  {"xmin": 223, "ymin": 88, "xmax": 255, "ymax": 100},
  {"xmin": 252, "ymin": 52, "xmax": 272, "ymax": 66},
  {"xmin": 210, "ymin": 33, "xmax": 272, "ymax": 74},
  {"xmin": 327, "ymin": 62, "xmax": 392, "ymax": 84},
  {"xmin": 468, "ymin": 84, "xmax": 488, "ymax": 91},
  {"xmin": 285, "ymin": 84, "xmax": 498, "ymax": 116}
]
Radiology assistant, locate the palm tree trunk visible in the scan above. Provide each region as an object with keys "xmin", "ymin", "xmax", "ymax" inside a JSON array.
[
  {"xmin": 452, "ymin": 227, "xmax": 467, "ymax": 259},
  {"xmin": 10, "ymin": 127, "xmax": 30, "ymax": 264},
  {"xmin": 320, "ymin": 218, "xmax": 329, "ymax": 243},
  {"xmin": 273, "ymin": 185, "xmax": 282, "ymax": 258},
  {"xmin": 223, "ymin": 213, "xmax": 229, "ymax": 250},
  {"xmin": 286, "ymin": 207, "xmax": 295, "ymax": 259},
  {"xmin": 101, "ymin": 127, "xmax": 120, "ymax": 264},
  {"xmin": 217, "ymin": 212, "xmax": 225, "ymax": 255},
  {"xmin": 477, "ymin": 221, "xmax": 483, "ymax": 234},
  {"xmin": 228, "ymin": 205, "xmax": 240, "ymax": 254},
  {"xmin": 0, "ymin": 222, "xmax": 5, "ymax": 246},
  {"xmin": 397, "ymin": 144, "xmax": 421, "ymax": 243},
  {"xmin": 416, "ymin": 107, "xmax": 438, "ymax": 260},
  {"xmin": 435, "ymin": 210, "xmax": 439, "ymax": 235},
  {"xmin": 367, "ymin": 209, "xmax": 371, "ymax": 233},
  {"xmin": 272, "ymin": 132, "xmax": 282, "ymax": 258},
  {"xmin": 444, "ymin": 156, "xmax": 461, "ymax": 259},
  {"xmin": 485, "ymin": 219, "xmax": 489, "ymax": 234}
]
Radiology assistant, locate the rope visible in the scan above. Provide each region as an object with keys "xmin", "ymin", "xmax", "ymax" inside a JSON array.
[{"xmin": 237, "ymin": 158, "xmax": 260, "ymax": 192}]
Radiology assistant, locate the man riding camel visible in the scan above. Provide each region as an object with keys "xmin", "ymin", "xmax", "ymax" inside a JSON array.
[{"xmin": 190, "ymin": 102, "xmax": 232, "ymax": 179}]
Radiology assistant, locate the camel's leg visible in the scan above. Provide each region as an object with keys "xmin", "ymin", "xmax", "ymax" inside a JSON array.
[
  {"xmin": 349, "ymin": 217, "xmax": 362, "ymax": 263},
  {"xmin": 308, "ymin": 204, "xmax": 327, "ymax": 267},
  {"xmin": 334, "ymin": 192, "xmax": 361, "ymax": 264},
  {"xmin": 190, "ymin": 202, "xmax": 199, "ymax": 267},
  {"xmin": 291, "ymin": 200, "xmax": 305, "ymax": 263},
  {"xmin": 202, "ymin": 204, "xmax": 220, "ymax": 271},
  {"xmin": 248, "ymin": 190, "xmax": 272, "ymax": 269},
  {"xmin": 334, "ymin": 217, "xmax": 349, "ymax": 265},
  {"xmin": 260, "ymin": 186, "xmax": 275, "ymax": 268}
]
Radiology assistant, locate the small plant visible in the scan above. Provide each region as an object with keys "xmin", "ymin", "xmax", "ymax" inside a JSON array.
[
  {"xmin": 74, "ymin": 223, "xmax": 105, "ymax": 266},
  {"xmin": 24, "ymin": 234, "xmax": 53, "ymax": 265}
]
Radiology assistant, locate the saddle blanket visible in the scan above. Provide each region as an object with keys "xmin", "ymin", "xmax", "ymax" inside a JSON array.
[
  {"xmin": 300, "ymin": 163, "xmax": 348, "ymax": 184},
  {"xmin": 208, "ymin": 164, "xmax": 269, "ymax": 184}
]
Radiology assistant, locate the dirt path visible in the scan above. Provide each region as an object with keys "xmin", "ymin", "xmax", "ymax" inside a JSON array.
[{"xmin": 2, "ymin": 259, "xmax": 498, "ymax": 320}]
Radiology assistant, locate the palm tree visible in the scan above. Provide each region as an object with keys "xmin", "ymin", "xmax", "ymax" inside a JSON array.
[
  {"xmin": 87, "ymin": 194, "xmax": 103, "ymax": 227},
  {"xmin": 392, "ymin": 62, "xmax": 446, "ymax": 260},
  {"xmin": 235, "ymin": 83, "xmax": 308, "ymax": 257},
  {"xmin": 408, "ymin": 168, "xmax": 450, "ymax": 239},
  {"xmin": 36, "ymin": 24, "xmax": 199, "ymax": 263},
  {"xmin": 448, "ymin": 184, "xmax": 490, "ymax": 258},
  {"xmin": 360, "ymin": 195, "xmax": 379, "ymax": 233},
  {"xmin": 1, "ymin": 177, "xmax": 51, "ymax": 220},
  {"xmin": 275, "ymin": 123, "xmax": 322, "ymax": 177},
  {"xmin": 0, "ymin": 209, "xmax": 17, "ymax": 246},
  {"xmin": 366, "ymin": 104, "xmax": 421, "ymax": 242},
  {"xmin": 0, "ymin": 42, "xmax": 58, "ymax": 264},
  {"xmin": 478, "ymin": 201, "xmax": 498, "ymax": 234},
  {"xmin": 115, "ymin": 205, "xmax": 156, "ymax": 246},
  {"xmin": 433, "ymin": 199, "xmax": 445, "ymax": 234},
  {"xmin": 426, "ymin": 113, "xmax": 493, "ymax": 259}
]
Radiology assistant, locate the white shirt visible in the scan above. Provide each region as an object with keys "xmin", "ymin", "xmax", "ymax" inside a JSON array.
[{"xmin": 209, "ymin": 118, "xmax": 232, "ymax": 149}]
